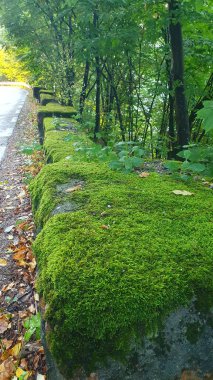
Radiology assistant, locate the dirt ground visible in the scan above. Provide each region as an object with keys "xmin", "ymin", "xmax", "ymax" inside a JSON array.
[{"xmin": 0, "ymin": 93, "xmax": 46, "ymax": 379}]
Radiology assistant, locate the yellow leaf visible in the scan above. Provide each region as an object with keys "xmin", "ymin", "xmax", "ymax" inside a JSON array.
[
  {"xmin": 16, "ymin": 368, "xmax": 31, "ymax": 380},
  {"xmin": 10, "ymin": 342, "xmax": 22, "ymax": 357},
  {"xmin": 65, "ymin": 185, "xmax": 82, "ymax": 193},
  {"xmin": 172, "ymin": 190, "xmax": 194, "ymax": 196},
  {"xmin": 139, "ymin": 172, "xmax": 150, "ymax": 178},
  {"xmin": 0, "ymin": 258, "xmax": 7, "ymax": 266},
  {"xmin": 16, "ymin": 368, "xmax": 24, "ymax": 377}
]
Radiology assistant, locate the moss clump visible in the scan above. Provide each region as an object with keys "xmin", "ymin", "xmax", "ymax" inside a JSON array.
[
  {"xmin": 31, "ymin": 157, "xmax": 213, "ymax": 375},
  {"xmin": 37, "ymin": 104, "xmax": 77, "ymax": 144},
  {"xmin": 43, "ymin": 118, "xmax": 92, "ymax": 162},
  {"xmin": 40, "ymin": 93, "xmax": 58, "ymax": 106},
  {"xmin": 39, "ymin": 89, "xmax": 54, "ymax": 98}
]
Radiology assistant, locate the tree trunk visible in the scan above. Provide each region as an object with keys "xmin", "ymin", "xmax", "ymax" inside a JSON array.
[
  {"xmin": 168, "ymin": 0, "xmax": 189, "ymax": 149},
  {"xmin": 93, "ymin": 8, "xmax": 101, "ymax": 140},
  {"xmin": 79, "ymin": 60, "xmax": 90, "ymax": 119}
]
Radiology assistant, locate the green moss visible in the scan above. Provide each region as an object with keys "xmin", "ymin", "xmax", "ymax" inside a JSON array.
[
  {"xmin": 31, "ymin": 114, "xmax": 213, "ymax": 376},
  {"xmin": 38, "ymin": 103, "xmax": 76, "ymax": 115},
  {"xmin": 31, "ymin": 158, "xmax": 213, "ymax": 375},
  {"xmin": 39, "ymin": 89, "xmax": 54, "ymax": 96},
  {"xmin": 37, "ymin": 105, "xmax": 77, "ymax": 144},
  {"xmin": 43, "ymin": 118, "xmax": 92, "ymax": 162},
  {"xmin": 40, "ymin": 93, "xmax": 57, "ymax": 106}
]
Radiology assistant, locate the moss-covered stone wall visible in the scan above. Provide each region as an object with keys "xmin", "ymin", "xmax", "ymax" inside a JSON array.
[{"xmin": 30, "ymin": 103, "xmax": 213, "ymax": 378}]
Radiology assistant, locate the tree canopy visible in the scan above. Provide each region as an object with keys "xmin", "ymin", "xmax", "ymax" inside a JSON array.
[{"xmin": 0, "ymin": 0, "xmax": 212, "ymax": 156}]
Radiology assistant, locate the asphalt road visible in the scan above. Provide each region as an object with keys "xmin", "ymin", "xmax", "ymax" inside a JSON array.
[{"xmin": 0, "ymin": 86, "xmax": 28, "ymax": 162}]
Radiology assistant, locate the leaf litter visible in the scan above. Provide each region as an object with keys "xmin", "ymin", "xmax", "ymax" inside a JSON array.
[{"xmin": 0, "ymin": 95, "xmax": 46, "ymax": 379}]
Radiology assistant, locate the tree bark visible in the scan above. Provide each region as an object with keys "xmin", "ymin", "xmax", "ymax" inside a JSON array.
[
  {"xmin": 94, "ymin": 55, "xmax": 101, "ymax": 139},
  {"xmin": 79, "ymin": 60, "xmax": 90, "ymax": 119},
  {"xmin": 168, "ymin": 0, "xmax": 189, "ymax": 149},
  {"xmin": 93, "ymin": 8, "xmax": 101, "ymax": 140}
]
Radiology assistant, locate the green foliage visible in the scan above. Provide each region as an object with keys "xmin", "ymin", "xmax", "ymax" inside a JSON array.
[
  {"xmin": 197, "ymin": 100, "xmax": 213, "ymax": 135},
  {"xmin": 20, "ymin": 143, "xmax": 42, "ymax": 155},
  {"xmin": 109, "ymin": 142, "xmax": 144, "ymax": 173},
  {"xmin": 165, "ymin": 101, "xmax": 213, "ymax": 178},
  {"xmin": 1, "ymin": 0, "xmax": 212, "ymax": 151},
  {"xmin": 23, "ymin": 313, "xmax": 41, "ymax": 342},
  {"xmin": 164, "ymin": 145, "xmax": 213, "ymax": 178}
]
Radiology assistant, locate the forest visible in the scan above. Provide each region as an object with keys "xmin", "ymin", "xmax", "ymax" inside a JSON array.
[
  {"xmin": 0, "ymin": 1, "xmax": 213, "ymax": 379},
  {"xmin": 0, "ymin": 0, "xmax": 212, "ymax": 163}
]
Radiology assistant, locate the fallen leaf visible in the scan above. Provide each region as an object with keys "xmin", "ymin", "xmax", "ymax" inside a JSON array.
[
  {"xmin": 139, "ymin": 172, "xmax": 150, "ymax": 178},
  {"xmin": 65, "ymin": 185, "xmax": 82, "ymax": 193},
  {"xmin": 1, "ymin": 282, "xmax": 15, "ymax": 292},
  {"xmin": 7, "ymin": 235, "xmax": 14, "ymax": 240},
  {"xmin": 15, "ymin": 259, "xmax": 27, "ymax": 268},
  {"xmin": 172, "ymin": 190, "xmax": 194, "ymax": 196},
  {"xmin": 10, "ymin": 343, "xmax": 22, "ymax": 357},
  {"xmin": 4, "ymin": 225, "xmax": 14, "ymax": 233},
  {"xmin": 0, "ymin": 316, "xmax": 9, "ymax": 334},
  {"xmin": 16, "ymin": 368, "xmax": 30, "ymax": 379},
  {"xmin": 16, "ymin": 368, "xmax": 24, "ymax": 377},
  {"xmin": 28, "ymin": 304, "xmax": 36, "ymax": 314},
  {"xmin": 37, "ymin": 375, "xmax": 46, "ymax": 380},
  {"xmin": 13, "ymin": 251, "xmax": 26, "ymax": 260},
  {"xmin": 0, "ymin": 358, "xmax": 16, "ymax": 380},
  {"xmin": 0, "ymin": 258, "xmax": 7, "ymax": 267},
  {"xmin": 34, "ymin": 293, "xmax": 39, "ymax": 302},
  {"xmin": 1, "ymin": 339, "xmax": 13, "ymax": 350},
  {"xmin": 100, "ymin": 225, "xmax": 110, "ymax": 230},
  {"xmin": 18, "ymin": 310, "xmax": 29, "ymax": 319},
  {"xmin": 28, "ymin": 258, "xmax": 37, "ymax": 271},
  {"xmin": 20, "ymin": 358, "xmax": 28, "ymax": 369}
]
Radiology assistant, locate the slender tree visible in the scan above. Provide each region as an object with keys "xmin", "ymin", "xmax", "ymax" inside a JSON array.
[{"xmin": 168, "ymin": 0, "xmax": 189, "ymax": 149}]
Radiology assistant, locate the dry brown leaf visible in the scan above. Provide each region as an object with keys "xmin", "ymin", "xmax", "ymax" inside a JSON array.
[
  {"xmin": 172, "ymin": 190, "xmax": 194, "ymax": 196},
  {"xmin": 65, "ymin": 185, "xmax": 82, "ymax": 193},
  {"xmin": 1, "ymin": 282, "xmax": 15, "ymax": 292},
  {"xmin": 1, "ymin": 339, "xmax": 13, "ymax": 350},
  {"xmin": 18, "ymin": 310, "xmax": 30, "ymax": 319},
  {"xmin": 139, "ymin": 172, "xmax": 150, "ymax": 178},
  {"xmin": 0, "ymin": 258, "xmax": 7, "ymax": 267},
  {"xmin": 0, "ymin": 315, "xmax": 10, "ymax": 334},
  {"xmin": 15, "ymin": 259, "xmax": 27, "ymax": 267},
  {"xmin": 20, "ymin": 358, "xmax": 28, "ymax": 369},
  {"xmin": 100, "ymin": 225, "xmax": 110, "ymax": 230},
  {"xmin": 28, "ymin": 258, "xmax": 37, "ymax": 271},
  {"xmin": 28, "ymin": 304, "xmax": 36, "ymax": 314},
  {"xmin": 13, "ymin": 251, "xmax": 26, "ymax": 260},
  {"xmin": 0, "ymin": 358, "xmax": 16, "ymax": 380}
]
